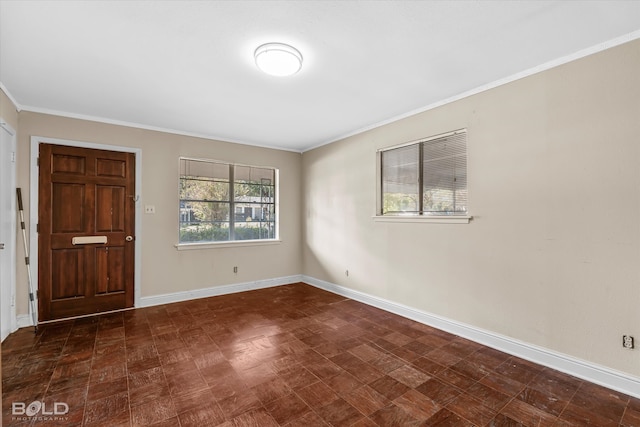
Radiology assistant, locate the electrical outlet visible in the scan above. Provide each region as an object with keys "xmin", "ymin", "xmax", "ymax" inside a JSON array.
[
  {"xmin": 623, "ymin": 335, "xmax": 634, "ymax": 349},
  {"xmin": 345, "ymin": 270, "xmax": 349, "ymax": 277},
  {"xmin": 144, "ymin": 205, "xmax": 156, "ymax": 214},
  {"xmin": 233, "ymin": 266, "xmax": 238, "ymax": 274}
]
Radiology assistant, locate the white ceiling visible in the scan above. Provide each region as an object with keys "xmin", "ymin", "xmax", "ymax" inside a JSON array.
[{"xmin": 1, "ymin": 1, "xmax": 640, "ymax": 152}]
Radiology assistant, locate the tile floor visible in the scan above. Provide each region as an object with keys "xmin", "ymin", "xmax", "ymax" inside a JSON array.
[{"xmin": 2, "ymin": 282, "xmax": 639, "ymax": 426}]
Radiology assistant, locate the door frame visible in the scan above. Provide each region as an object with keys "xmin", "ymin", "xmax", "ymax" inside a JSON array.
[
  {"xmin": 1, "ymin": 120, "xmax": 17, "ymax": 340},
  {"xmin": 30, "ymin": 136, "xmax": 142, "ymax": 324}
]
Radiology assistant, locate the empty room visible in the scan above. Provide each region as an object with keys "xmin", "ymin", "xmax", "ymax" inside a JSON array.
[{"xmin": 1, "ymin": 1, "xmax": 640, "ymax": 426}]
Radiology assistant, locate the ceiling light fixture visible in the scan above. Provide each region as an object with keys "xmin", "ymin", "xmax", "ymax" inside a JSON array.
[{"xmin": 254, "ymin": 43, "xmax": 303, "ymax": 77}]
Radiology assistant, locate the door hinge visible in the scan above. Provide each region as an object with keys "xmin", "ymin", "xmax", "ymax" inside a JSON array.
[
  {"xmin": 36, "ymin": 223, "xmax": 40, "ymax": 233},
  {"xmin": 37, "ymin": 157, "xmax": 40, "ymax": 167}
]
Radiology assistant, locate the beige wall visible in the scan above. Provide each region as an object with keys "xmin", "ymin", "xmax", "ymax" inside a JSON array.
[
  {"xmin": 302, "ymin": 39, "xmax": 640, "ymax": 377},
  {"xmin": 14, "ymin": 112, "xmax": 302, "ymax": 314}
]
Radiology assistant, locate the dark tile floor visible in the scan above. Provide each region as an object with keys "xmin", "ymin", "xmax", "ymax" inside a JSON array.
[{"xmin": 2, "ymin": 282, "xmax": 639, "ymax": 426}]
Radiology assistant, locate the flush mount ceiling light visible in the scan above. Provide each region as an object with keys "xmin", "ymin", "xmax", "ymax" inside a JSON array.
[{"xmin": 254, "ymin": 43, "xmax": 303, "ymax": 77}]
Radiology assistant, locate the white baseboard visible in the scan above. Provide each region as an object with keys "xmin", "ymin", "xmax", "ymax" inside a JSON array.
[
  {"xmin": 16, "ymin": 314, "xmax": 33, "ymax": 328},
  {"xmin": 12, "ymin": 274, "xmax": 640, "ymax": 398},
  {"xmin": 302, "ymin": 275, "xmax": 640, "ymax": 399},
  {"xmin": 139, "ymin": 275, "xmax": 304, "ymax": 308},
  {"xmin": 12, "ymin": 275, "xmax": 303, "ymax": 330}
]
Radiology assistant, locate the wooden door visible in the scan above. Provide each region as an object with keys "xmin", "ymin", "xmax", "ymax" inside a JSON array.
[{"xmin": 38, "ymin": 144, "xmax": 135, "ymax": 321}]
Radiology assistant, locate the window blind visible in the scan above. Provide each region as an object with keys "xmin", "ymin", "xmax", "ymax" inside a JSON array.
[
  {"xmin": 380, "ymin": 130, "xmax": 467, "ymax": 216},
  {"xmin": 381, "ymin": 143, "xmax": 419, "ymax": 214},
  {"xmin": 422, "ymin": 132, "xmax": 467, "ymax": 214}
]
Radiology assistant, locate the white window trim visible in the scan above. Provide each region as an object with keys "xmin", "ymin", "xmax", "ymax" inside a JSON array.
[
  {"xmin": 176, "ymin": 157, "xmax": 280, "ymax": 248},
  {"xmin": 372, "ymin": 215, "xmax": 472, "ymax": 224},
  {"xmin": 175, "ymin": 239, "xmax": 282, "ymax": 250},
  {"xmin": 375, "ymin": 129, "xmax": 470, "ymax": 223}
]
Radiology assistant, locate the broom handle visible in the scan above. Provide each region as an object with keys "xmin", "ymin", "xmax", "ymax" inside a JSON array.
[
  {"xmin": 16, "ymin": 188, "xmax": 37, "ymax": 331},
  {"xmin": 16, "ymin": 188, "xmax": 29, "ymax": 259},
  {"xmin": 16, "ymin": 186, "xmax": 23, "ymax": 211}
]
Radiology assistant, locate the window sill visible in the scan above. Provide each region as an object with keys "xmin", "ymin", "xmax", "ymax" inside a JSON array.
[
  {"xmin": 372, "ymin": 215, "xmax": 472, "ymax": 224},
  {"xmin": 175, "ymin": 239, "xmax": 282, "ymax": 250}
]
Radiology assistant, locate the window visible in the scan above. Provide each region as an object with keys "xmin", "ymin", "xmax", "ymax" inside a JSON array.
[
  {"xmin": 179, "ymin": 158, "xmax": 277, "ymax": 243},
  {"xmin": 380, "ymin": 130, "xmax": 467, "ymax": 216}
]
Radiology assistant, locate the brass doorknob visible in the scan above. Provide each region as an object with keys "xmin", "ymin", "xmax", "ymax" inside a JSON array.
[{"xmin": 125, "ymin": 236, "xmax": 134, "ymax": 242}]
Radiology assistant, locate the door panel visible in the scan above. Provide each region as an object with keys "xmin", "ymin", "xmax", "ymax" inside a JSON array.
[
  {"xmin": 96, "ymin": 186, "xmax": 125, "ymax": 232},
  {"xmin": 52, "ymin": 183, "xmax": 85, "ymax": 232},
  {"xmin": 96, "ymin": 246, "xmax": 125, "ymax": 294},
  {"xmin": 51, "ymin": 249, "xmax": 84, "ymax": 299},
  {"xmin": 51, "ymin": 153, "xmax": 86, "ymax": 174},
  {"xmin": 39, "ymin": 143, "xmax": 135, "ymax": 321},
  {"xmin": 96, "ymin": 157, "xmax": 126, "ymax": 177}
]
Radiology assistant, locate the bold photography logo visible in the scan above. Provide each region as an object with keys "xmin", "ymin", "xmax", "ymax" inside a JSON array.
[{"xmin": 12, "ymin": 401, "xmax": 69, "ymax": 420}]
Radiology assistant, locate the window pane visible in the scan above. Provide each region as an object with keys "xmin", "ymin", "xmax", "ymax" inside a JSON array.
[
  {"xmin": 382, "ymin": 144, "xmax": 419, "ymax": 214},
  {"xmin": 180, "ymin": 222, "xmax": 230, "ymax": 242},
  {"xmin": 234, "ymin": 221, "xmax": 276, "ymax": 240},
  {"xmin": 454, "ymin": 154, "xmax": 467, "ymax": 213},
  {"xmin": 422, "ymin": 133, "xmax": 467, "ymax": 214},
  {"xmin": 262, "ymin": 204, "xmax": 276, "ymax": 220},
  {"xmin": 180, "ymin": 201, "xmax": 230, "ymax": 222},
  {"xmin": 180, "ymin": 159, "xmax": 229, "ymax": 181},
  {"xmin": 234, "ymin": 182, "xmax": 275, "ymax": 204},
  {"xmin": 179, "ymin": 201, "xmax": 230, "ymax": 242},
  {"xmin": 233, "ymin": 203, "xmax": 275, "ymax": 222},
  {"xmin": 179, "ymin": 158, "xmax": 278, "ymax": 243},
  {"xmin": 423, "ymin": 156, "xmax": 455, "ymax": 213},
  {"xmin": 180, "ymin": 178, "xmax": 229, "ymax": 201},
  {"xmin": 234, "ymin": 165, "xmax": 274, "ymax": 185}
]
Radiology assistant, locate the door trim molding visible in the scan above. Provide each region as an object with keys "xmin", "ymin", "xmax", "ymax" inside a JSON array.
[
  {"xmin": 30, "ymin": 136, "xmax": 142, "ymax": 324},
  {"xmin": 1, "ymin": 120, "xmax": 17, "ymax": 340}
]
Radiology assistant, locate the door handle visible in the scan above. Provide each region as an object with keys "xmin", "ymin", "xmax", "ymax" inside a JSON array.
[{"xmin": 125, "ymin": 236, "xmax": 134, "ymax": 242}]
